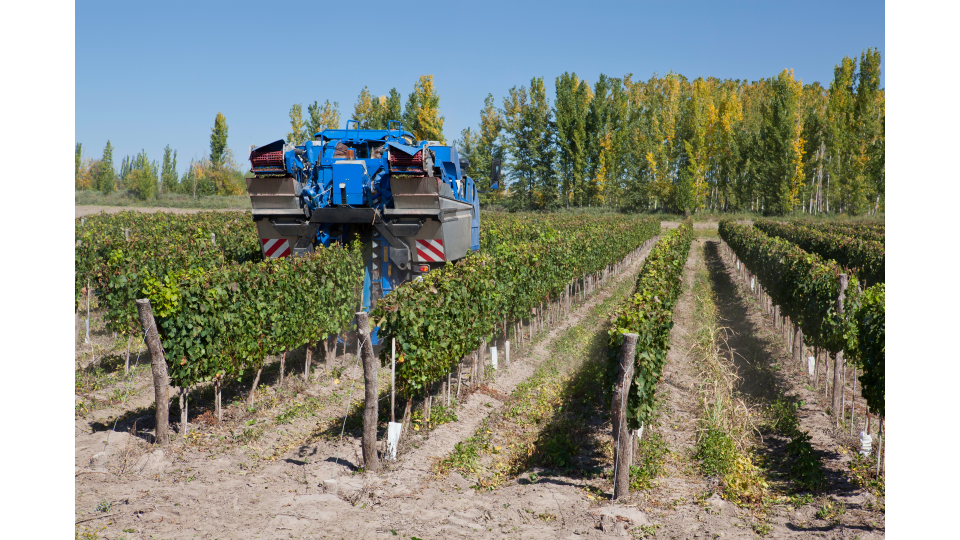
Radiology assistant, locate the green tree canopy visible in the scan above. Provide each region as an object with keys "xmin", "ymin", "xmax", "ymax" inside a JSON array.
[
  {"xmin": 287, "ymin": 104, "xmax": 308, "ymax": 144},
  {"xmin": 307, "ymin": 100, "xmax": 341, "ymax": 136},
  {"xmin": 403, "ymin": 75, "xmax": 445, "ymax": 143},
  {"xmin": 161, "ymin": 144, "xmax": 177, "ymax": 196},
  {"xmin": 97, "ymin": 140, "xmax": 116, "ymax": 194},
  {"xmin": 210, "ymin": 112, "xmax": 229, "ymax": 170}
]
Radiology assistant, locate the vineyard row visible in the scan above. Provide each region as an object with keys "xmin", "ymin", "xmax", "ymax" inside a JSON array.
[
  {"xmin": 754, "ymin": 219, "xmax": 885, "ymax": 287},
  {"xmin": 718, "ymin": 220, "xmax": 884, "ymax": 417}
]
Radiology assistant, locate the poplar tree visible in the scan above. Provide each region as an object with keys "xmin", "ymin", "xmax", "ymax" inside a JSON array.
[
  {"xmin": 118, "ymin": 155, "xmax": 132, "ymax": 189},
  {"xmin": 75, "ymin": 143, "xmax": 83, "ymax": 190},
  {"xmin": 605, "ymin": 77, "xmax": 631, "ymax": 208},
  {"xmin": 353, "ymin": 87, "xmax": 375, "ymax": 128},
  {"xmin": 476, "ymin": 94, "xmax": 505, "ymax": 194},
  {"xmin": 97, "ymin": 140, "xmax": 116, "ymax": 194},
  {"xmin": 501, "ymin": 78, "xmax": 555, "ymax": 209},
  {"xmin": 368, "ymin": 88, "xmax": 403, "ymax": 129},
  {"xmin": 620, "ymin": 76, "xmax": 652, "ymax": 210},
  {"xmin": 210, "ymin": 112, "xmax": 229, "ymax": 170},
  {"xmin": 128, "ymin": 150, "xmax": 158, "ymax": 200},
  {"xmin": 801, "ymin": 82, "xmax": 829, "ymax": 214},
  {"xmin": 528, "ymin": 77, "xmax": 557, "ymax": 208},
  {"xmin": 455, "ymin": 94, "xmax": 504, "ymax": 196},
  {"xmin": 555, "ymin": 72, "xmax": 589, "ymax": 206},
  {"xmin": 585, "ymin": 74, "xmax": 610, "ymax": 205},
  {"xmin": 501, "ymin": 85, "xmax": 529, "ymax": 207},
  {"xmin": 757, "ymin": 69, "xmax": 804, "ymax": 215},
  {"xmin": 855, "ymin": 48, "xmax": 884, "ymax": 214},
  {"xmin": 384, "ymin": 89, "xmax": 402, "ymax": 127},
  {"xmin": 642, "ymin": 72, "xmax": 683, "ymax": 212},
  {"xmin": 827, "ymin": 57, "xmax": 857, "ymax": 214},
  {"xmin": 307, "ymin": 100, "xmax": 341, "ymax": 135},
  {"xmin": 403, "ymin": 75, "xmax": 445, "ymax": 143},
  {"xmin": 287, "ymin": 104, "xmax": 308, "ymax": 144},
  {"xmin": 714, "ymin": 81, "xmax": 743, "ymax": 211},
  {"xmin": 161, "ymin": 144, "xmax": 177, "ymax": 196},
  {"xmin": 682, "ymin": 77, "xmax": 717, "ymax": 212}
]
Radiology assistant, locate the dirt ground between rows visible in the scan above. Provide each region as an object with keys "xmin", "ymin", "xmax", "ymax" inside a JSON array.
[{"xmin": 625, "ymin": 239, "xmax": 884, "ymax": 540}]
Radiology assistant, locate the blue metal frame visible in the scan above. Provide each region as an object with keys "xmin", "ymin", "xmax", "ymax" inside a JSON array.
[{"xmin": 251, "ymin": 121, "xmax": 481, "ymax": 343}]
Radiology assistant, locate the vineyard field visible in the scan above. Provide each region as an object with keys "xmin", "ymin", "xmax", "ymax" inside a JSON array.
[{"xmin": 74, "ymin": 212, "xmax": 884, "ymax": 539}]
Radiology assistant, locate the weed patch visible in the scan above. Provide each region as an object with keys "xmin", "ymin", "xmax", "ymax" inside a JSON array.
[
  {"xmin": 696, "ymin": 427, "xmax": 736, "ymax": 477},
  {"xmin": 847, "ymin": 452, "xmax": 885, "ymax": 501},
  {"xmin": 630, "ymin": 429, "xmax": 669, "ymax": 490}
]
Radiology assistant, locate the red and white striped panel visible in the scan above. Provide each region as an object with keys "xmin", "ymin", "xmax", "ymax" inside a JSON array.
[
  {"xmin": 261, "ymin": 238, "xmax": 291, "ymax": 259},
  {"xmin": 416, "ymin": 239, "xmax": 445, "ymax": 262}
]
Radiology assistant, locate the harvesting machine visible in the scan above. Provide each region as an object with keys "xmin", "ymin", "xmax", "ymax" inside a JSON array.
[{"xmin": 246, "ymin": 120, "xmax": 500, "ymax": 328}]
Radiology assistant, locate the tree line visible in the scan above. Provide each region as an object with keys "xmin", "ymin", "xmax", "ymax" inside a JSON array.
[
  {"xmin": 284, "ymin": 75, "xmax": 446, "ymax": 145},
  {"xmin": 75, "ymin": 111, "xmax": 246, "ymax": 200},
  {"xmin": 288, "ymin": 51, "xmax": 881, "ymax": 215},
  {"xmin": 77, "ymin": 51, "xmax": 883, "ymax": 216},
  {"xmin": 454, "ymin": 49, "xmax": 884, "ymax": 215}
]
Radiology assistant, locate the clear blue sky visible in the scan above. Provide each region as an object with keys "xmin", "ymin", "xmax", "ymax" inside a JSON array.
[{"xmin": 76, "ymin": 0, "xmax": 884, "ymax": 176}]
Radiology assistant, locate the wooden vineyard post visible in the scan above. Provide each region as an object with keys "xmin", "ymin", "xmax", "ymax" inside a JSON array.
[
  {"xmin": 304, "ymin": 345, "xmax": 313, "ymax": 382},
  {"xmin": 135, "ymin": 299, "xmax": 170, "ymax": 446},
  {"xmin": 356, "ymin": 311, "xmax": 379, "ymax": 471},
  {"xmin": 456, "ymin": 361, "xmax": 463, "ymax": 401},
  {"xmin": 214, "ymin": 378, "xmax": 222, "ymax": 423},
  {"xmin": 125, "ymin": 334, "xmax": 131, "ymax": 375},
  {"xmin": 877, "ymin": 417, "xmax": 884, "ymax": 475},
  {"xmin": 611, "ymin": 333, "xmax": 639, "ymax": 500},
  {"xmin": 180, "ymin": 389, "xmax": 189, "ymax": 434},
  {"xmin": 85, "ymin": 279, "xmax": 91, "ymax": 344},
  {"xmin": 400, "ymin": 397, "xmax": 413, "ymax": 444},
  {"xmin": 792, "ymin": 321, "xmax": 802, "ymax": 366},
  {"xmin": 249, "ymin": 364, "xmax": 264, "ymax": 404},
  {"xmin": 391, "ymin": 338, "xmax": 396, "ymax": 423},
  {"xmin": 480, "ymin": 339, "xmax": 487, "ymax": 381},
  {"xmin": 832, "ymin": 274, "xmax": 848, "ymax": 421},
  {"xmin": 851, "ymin": 366, "xmax": 858, "ymax": 436}
]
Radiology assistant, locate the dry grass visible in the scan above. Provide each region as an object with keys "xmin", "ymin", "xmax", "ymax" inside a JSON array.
[
  {"xmin": 689, "ymin": 242, "xmax": 767, "ymax": 507},
  {"xmin": 690, "ymin": 255, "xmax": 758, "ymax": 452}
]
